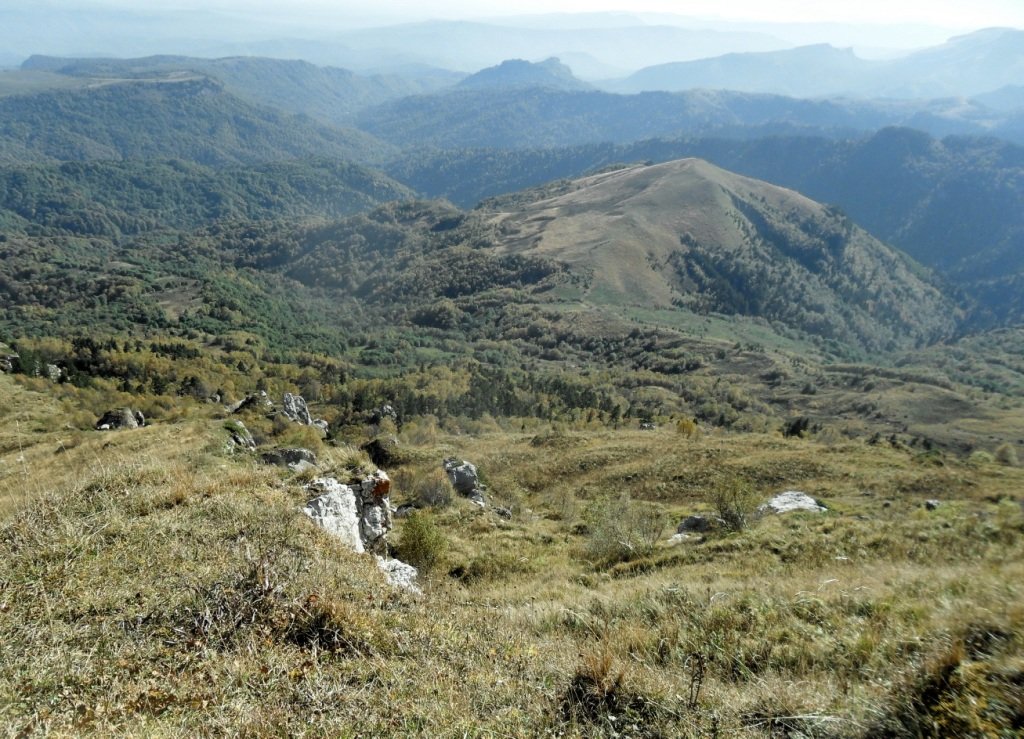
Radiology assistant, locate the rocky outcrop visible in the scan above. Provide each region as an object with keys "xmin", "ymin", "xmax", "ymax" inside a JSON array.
[
  {"xmin": 443, "ymin": 457, "xmax": 486, "ymax": 507},
  {"xmin": 0, "ymin": 354, "xmax": 16, "ymax": 373},
  {"xmin": 95, "ymin": 408, "xmax": 145, "ymax": 431},
  {"xmin": 759, "ymin": 491, "xmax": 827, "ymax": 515},
  {"xmin": 231, "ymin": 391, "xmax": 274, "ymax": 414},
  {"xmin": 362, "ymin": 436, "xmax": 401, "ymax": 467},
  {"xmin": 303, "ymin": 471, "xmax": 418, "ymax": 592},
  {"xmin": 224, "ymin": 420, "xmax": 256, "ymax": 451},
  {"xmin": 282, "ymin": 392, "xmax": 314, "ymax": 426},
  {"xmin": 280, "ymin": 392, "xmax": 328, "ymax": 436},
  {"xmin": 304, "ymin": 478, "xmax": 363, "ymax": 551},
  {"xmin": 369, "ymin": 404, "xmax": 399, "ymax": 426},
  {"xmin": 304, "ymin": 471, "xmax": 392, "ymax": 556}
]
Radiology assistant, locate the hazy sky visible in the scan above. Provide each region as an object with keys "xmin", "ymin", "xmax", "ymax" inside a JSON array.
[{"xmin": 32, "ymin": 0, "xmax": 1024, "ymax": 29}]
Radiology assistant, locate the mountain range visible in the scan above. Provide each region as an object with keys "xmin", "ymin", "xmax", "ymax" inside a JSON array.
[
  {"xmin": 611, "ymin": 27, "xmax": 1024, "ymax": 99},
  {"xmin": 0, "ymin": 29, "xmax": 1021, "ymax": 357},
  {"xmin": 19, "ymin": 54, "xmax": 461, "ymax": 126}
]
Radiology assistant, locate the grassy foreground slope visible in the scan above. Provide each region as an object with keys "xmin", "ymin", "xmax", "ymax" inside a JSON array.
[{"xmin": 1, "ymin": 372, "xmax": 1023, "ymax": 736}]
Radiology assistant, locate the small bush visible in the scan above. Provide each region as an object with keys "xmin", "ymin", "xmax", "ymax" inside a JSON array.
[
  {"xmin": 549, "ymin": 487, "xmax": 578, "ymax": 521},
  {"xmin": 969, "ymin": 450, "xmax": 995, "ymax": 465},
  {"xmin": 585, "ymin": 493, "xmax": 667, "ymax": 564},
  {"xmin": 676, "ymin": 417, "xmax": 701, "ymax": 439},
  {"xmin": 709, "ymin": 476, "xmax": 760, "ymax": 532},
  {"xmin": 783, "ymin": 416, "xmax": 811, "ymax": 438},
  {"xmin": 865, "ymin": 639, "xmax": 1001, "ymax": 738},
  {"xmin": 286, "ymin": 594, "xmax": 381, "ymax": 656},
  {"xmin": 559, "ymin": 646, "xmax": 657, "ymax": 729},
  {"xmin": 413, "ymin": 468, "xmax": 455, "ymax": 508},
  {"xmin": 995, "ymin": 443, "xmax": 1019, "ymax": 467},
  {"xmin": 396, "ymin": 512, "xmax": 448, "ymax": 574}
]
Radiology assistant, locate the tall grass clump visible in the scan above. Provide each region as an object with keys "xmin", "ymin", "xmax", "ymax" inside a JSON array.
[
  {"xmin": 584, "ymin": 493, "xmax": 667, "ymax": 564},
  {"xmin": 994, "ymin": 443, "xmax": 1019, "ymax": 467}
]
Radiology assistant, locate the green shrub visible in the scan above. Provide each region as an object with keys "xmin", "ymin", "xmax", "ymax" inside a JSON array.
[{"xmin": 396, "ymin": 512, "xmax": 448, "ymax": 574}]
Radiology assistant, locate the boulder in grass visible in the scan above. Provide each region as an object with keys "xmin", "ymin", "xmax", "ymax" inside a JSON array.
[
  {"xmin": 224, "ymin": 420, "xmax": 256, "ymax": 452},
  {"xmin": 443, "ymin": 457, "xmax": 486, "ymax": 507},
  {"xmin": 261, "ymin": 448, "xmax": 317, "ymax": 469},
  {"xmin": 677, "ymin": 514, "xmax": 720, "ymax": 533},
  {"xmin": 231, "ymin": 391, "xmax": 274, "ymax": 415},
  {"xmin": 375, "ymin": 555, "xmax": 421, "ymax": 594},
  {"xmin": 95, "ymin": 408, "xmax": 145, "ymax": 431},
  {"xmin": 758, "ymin": 491, "xmax": 827, "ymax": 515},
  {"xmin": 304, "ymin": 478, "xmax": 364, "ymax": 553},
  {"xmin": 304, "ymin": 471, "xmax": 418, "ymax": 592}
]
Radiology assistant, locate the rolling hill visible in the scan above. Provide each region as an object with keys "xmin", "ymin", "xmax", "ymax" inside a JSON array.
[
  {"xmin": 477, "ymin": 159, "xmax": 957, "ymax": 353},
  {"xmin": 455, "ymin": 57, "xmax": 590, "ymax": 91},
  {"xmin": 0, "ymin": 159, "xmax": 414, "ymax": 238},
  {"xmin": 387, "ymin": 129, "xmax": 1024, "ymax": 326},
  {"xmin": 613, "ymin": 44, "xmax": 877, "ymax": 97},
  {"xmin": 0, "ymin": 77, "xmax": 394, "ymax": 166}
]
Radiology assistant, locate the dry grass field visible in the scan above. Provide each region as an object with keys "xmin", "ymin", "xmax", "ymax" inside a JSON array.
[{"xmin": 2, "ymin": 372, "xmax": 1023, "ymax": 736}]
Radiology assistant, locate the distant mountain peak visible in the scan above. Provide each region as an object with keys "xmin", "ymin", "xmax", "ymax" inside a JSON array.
[{"xmin": 457, "ymin": 57, "xmax": 591, "ymax": 91}]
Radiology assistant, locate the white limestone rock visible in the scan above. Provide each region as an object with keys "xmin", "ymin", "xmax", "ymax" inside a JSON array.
[
  {"xmin": 375, "ymin": 556, "xmax": 421, "ymax": 594},
  {"xmin": 759, "ymin": 491, "xmax": 827, "ymax": 515},
  {"xmin": 303, "ymin": 478, "xmax": 364, "ymax": 553}
]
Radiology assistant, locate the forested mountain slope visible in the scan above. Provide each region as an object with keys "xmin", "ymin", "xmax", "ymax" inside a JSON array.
[{"xmin": 0, "ymin": 77, "xmax": 394, "ymax": 166}]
